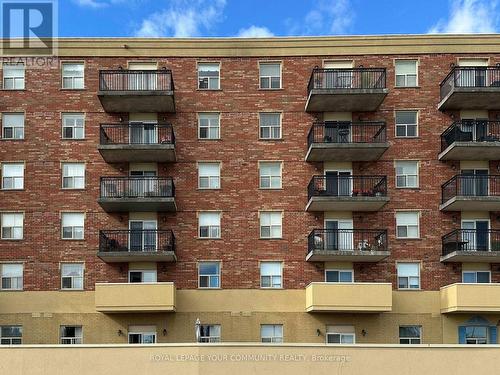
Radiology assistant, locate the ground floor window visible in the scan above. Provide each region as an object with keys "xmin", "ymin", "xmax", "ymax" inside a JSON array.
[
  {"xmin": 0, "ymin": 325, "xmax": 22, "ymax": 344},
  {"xmin": 261, "ymin": 324, "xmax": 283, "ymax": 343},
  {"xmin": 326, "ymin": 325, "xmax": 355, "ymax": 344},
  {"xmin": 399, "ymin": 326, "xmax": 421, "ymax": 344},
  {"xmin": 459, "ymin": 316, "xmax": 497, "ymax": 344}
]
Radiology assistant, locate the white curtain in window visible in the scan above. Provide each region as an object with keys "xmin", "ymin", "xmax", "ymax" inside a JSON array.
[
  {"xmin": 3, "ymin": 164, "xmax": 23, "ymax": 177},
  {"xmin": 63, "ymin": 64, "xmax": 84, "ymax": 76},
  {"xmin": 63, "ymin": 163, "xmax": 84, "ymax": 176},
  {"xmin": 260, "ymin": 64, "xmax": 280, "ymax": 76},
  {"xmin": 199, "ymin": 163, "xmax": 220, "ymax": 177},
  {"xmin": 2, "ymin": 114, "xmax": 24, "ymax": 126},
  {"xmin": 198, "ymin": 63, "xmax": 219, "ymax": 74},
  {"xmin": 260, "ymin": 163, "xmax": 280, "ymax": 176},
  {"xmin": 2, "ymin": 264, "xmax": 22, "ymax": 277},
  {"xmin": 397, "ymin": 263, "xmax": 419, "ymax": 277},
  {"xmin": 261, "ymin": 262, "xmax": 281, "ymax": 276},
  {"xmin": 4, "ymin": 64, "xmax": 25, "ymax": 77},
  {"xmin": 62, "ymin": 213, "xmax": 84, "ymax": 227},
  {"xmin": 199, "ymin": 212, "xmax": 220, "ymax": 226},
  {"xmin": 396, "ymin": 212, "xmax": 418, "ymax": 226},
  {"xmin": 61, "ymin": 263, "xmax": 83, "ymax": 277},
  {"xmin": 396, "ymin": 61, "xmax": 417, "ymax": 75},
  {"xmin": 260, "ymin": 212, "xmax": 281, "ymax": 226},
  {"xmin": 2, "ymin": 213, "xmax": 23, "ymax": 227}
]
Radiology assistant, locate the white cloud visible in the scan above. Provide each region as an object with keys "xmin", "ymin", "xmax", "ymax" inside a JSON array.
[
  {"xmin": 429, "ymin": 0, "xmax": 498, "ymax": 33},
  {"xmin": 134, "ymin": 0, "xmax": 226, "ymax": 37},
  {"xmin": 73, "ymin": 0, "xmax": 108, "ymax": 8},
  {"xmin": 236, "ymin": 26, "xmax": 274, "ymax": 38}
]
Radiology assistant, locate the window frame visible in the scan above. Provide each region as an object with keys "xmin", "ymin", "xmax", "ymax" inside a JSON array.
[
  {"xmin": 199, "ymin": 324, "xmax": 221, "ymax": 343},
  {"xmin": 259, "ymin": 161, "xmax": 282, "ymax": 189},
  {"xmin": 324, "ymin": 269, "xmax": 354, "ymax": 283},
  {"xmin": 61, "ymin": 162, "xmax": 85, "ymax": 190},
  {"xmin": 259, "ymin": 112, "xmax": 282, "ymax": 140},
  {"xmin": 261, "ymin": 324, "xmax": 283, "ymax": 343},
  {"xmin": 128, "ymin": 331, "xmax": 157, "ymax": 344},
  {"xmin": 198, "ymin": 112, "xmax": 220, "ymax": 140},
  {"xmin": 60, "ymin": 263, "xmax": 84, "ymax": 291},
  {"xmin": 0, "ymin": 325, "xmax": 22, "ymax": 345},
  {"xmin": 0, "ymin": 263, "xmax": 23, "ymax": 291},
  {"xmin": 326, "ymin": 332, "xmax": 356, "ymax": 344},
  {"xmin": 198, "ymin": 211, "xmax": 221, "ymax": 239},
  {"xmin": 397, "ymin": 262, "xmax": 421, "ymax": 290},
  {"xmin": 2, "ymin": 113, "xmax": 25, "ymax": 140},
  {"xmin": 395, "ymin": 160, "xmax": 419, "ymax": 189},
  {"xmin": 2, "ymin": 63, "xmax": 25, "ymax": 90},
  {"xmin": 462, "ymin": 270, "xmax": 491, "ymax": 283},
  {"xmin": 61, "ymin": 113, "xmax": 85, "ymax": 140},
  {"xmin": 260, "ymin": 261, "xmax": 283, "ymax": 289},
  {"xmin": 61, "ymin": 62, "xmax": 85, "ymax": 90},
  {"xmin": 394, "ymin": 59, "xmax": 418, "ymax": 88},
  {"xmin": 395, "ymin": 211, "xmax": 420, "ymax": 239},
  {"xmin": 197, "ymin": 62, "xmax": 221, "ymax": 90},
  {"xmin": 198, "ymin": 261, "xmax": 221, "ymax": 289},
  {"xmin": 399, "ymin": 325, "xmax": 422, "ymax": 344},
  {"xmin": 61, "ymin": 212, "xmax": 85, "ymax": 240},
  {"xmin": 1, "ymin": 162, "xmax": 24, "ymax": 190},
  {"xmin": 259, "ymin": 211, "xmax": 283, "ymax": 239},
  {"xmin": 198, "ymin": 162, "xmax": 221, "ymax": 190},
  {"xmin": 0, "ymin": 212, "xmax": 24, "ymax": 240},
  {"xmin": 128, "ymin": 269, "xmax": 157, "ymax": 283},
  {"xmin": 259, "ymin": 62, "xmax": 282, "ymax": 90},
  {"xmin": 395, "ymin": 110, "xmax": 418, "ymax": 138},
  {"xmin": 60, "ymin": 325, "xmax": 83, "ymax": 345}
]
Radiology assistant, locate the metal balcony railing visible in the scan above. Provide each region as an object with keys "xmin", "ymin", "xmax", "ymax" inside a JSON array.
[
  {"xmin": 99, "ymin": 70, "xmax": 174, "ymax": 92},
  {"xmin": 441, "ymin": 175, "xmax": 500, "ymax": 203},
  {"xmin": 440, "ymin": 120, "xmax": 500, "ymax": 151},
  {"xmin": 100, "ymin": 177, "xmax": 175, "ymax": 199},
  {"xmin": 307, "ymin": 68, "xmax": 387, "ymax": 93},
  {"xmin": 440, "ymin": 67, "xmax": 500, "ymax": 100},
  {"xmin": 100, "ymin": 123, "xmax": 175, "ymax": 145},
  {"xmin": 307, "ymin": 229, "xmax": 388, "ymax": 255},
  {"xmin": 442, "ymin": 229, "xmax": 500, "ymax": 256},
  {"xmin": 99, "ymin": 230, "xmax": 175, "ymax": 253},
  {"xmin": 308, "ymin": 175, "xmax": 388, "ymax": 201},
  {"xmin": 307, "ymin": 121, "xmax": 386, "ymax": 146}
]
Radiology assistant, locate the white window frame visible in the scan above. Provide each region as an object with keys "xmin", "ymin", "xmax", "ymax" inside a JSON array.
[
  {"xmin": 396, "ymin": 211, "xmax": 420, "ymax": 239},
  {"xmin": 261, "ymin": 324, "xmax": 283, "ymax": 343},
  {"xmin": 395, "ymin": 161, "xmax": 419, "ymax": 188},
  {"xmin": 128, "ymin": 269, "xmax": 157, "ymax": 283},
  {"xmin": 198, "ymin": 162, "xmax": 221, "ymax": 190},
  {"xmin": 260, "ymin": 262, "xmax": 283, "ymax": 289},
  {"xmin": 0, "ymin": 326, "xmax": 22, "ymax": 345},
  {"xmin": 399, "ymin": 325, "xmax": 421, "ymax": 344},
  {"xmin": 326, "ymin": 332, "xmax": 356, "ymax": 344},
  {"xmin": 198, "ymin": 62, "xmax": 220, "ymax": 90},
  {"xmin": 198, "ymin": 262, "xmax": 221, "ymax": 289},
  {"xmin": 60, "ymin": 263, "xmax": 84, "ymax": 290},
  {"xmin": 259, "ymin": 161, "xmax": 282, "ymax": 189},
  {"xmin": 2, "ymin": 113, "xmax": 25, "ymax": 140},
  {"xmin": 61, "ymin": 63, "xmax": 84, "ymax": 89},
  {"xmin": 259, "ymin": 211, "xmax": 283, "ymax": 239},
  {"xmin": 462, "ymin": 270, "xmax": 491, "ymax": 283},
  {"xmin": 259, "ymin": 62, "xmax": 282, "ymax": 89},
  {"xmin": 395, "ymin": 110, "xmax": 418, "ymax": 138},
  {"xmin": 61, "ymin": 212, "xmax": 85, "ymax": 240},
  {"xmin": 62, "ymin": 113, "xmax": 85, "ymax": 140},
  {"xmin": 198, "ymin": 212, "xmax": 221, "ymax": 239},
  {"xmin": 2, "ymin": 63, "xmax": 25, "ymax": 90},
  {"xmin": 198, "ymin": 113, "xmax": 220, "ymax": 140},
  {"xmin": 0, "ymin": 263, "xmax": 23, "ymax": 290},
  {"xmin": 1, "ymin": 163, "xmax": 24, "ymax": 190},
  {"xmin": 62, "ymin": 163, "xmax": 85, "ymax": 189},
  {"xmin": 0, "ymin": 212, "xmax": 23, "ymax": 240},
  {"xmin": 199, "ymin": 324, "xmax": 221, "ymax": 343},
  {"xmin": 60, "ymin": 326, "xmax": 83, "ymax": 345},
  {"xmin": 128, "ymin": 331, "xmax": 157, "ymax": 344},
  {"xmin": 324, "ymin": 269, "xmax": 354, "ymax": 283},
  {"xmin": 259, "ymin": 112, "xmax": 282, "ymax": 140},
  {"xmin": 395, "ymin": 60, "xmax": 418, "ymax": 88},
  {"xmin": 397, "ymin": 262, "xmax": 421, "ymax": 290}
]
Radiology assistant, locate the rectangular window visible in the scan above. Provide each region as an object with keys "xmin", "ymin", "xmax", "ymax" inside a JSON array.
[
  {"xmin": 128, "ymin": 326, "xmax": 156, "ymax": 344},
  {"xmin": 198, "ymin": 63, "xmax": 220, "ymax": 90},
  {"xmin": 395, "ymin": 111, "xmax": 418, "ymax": 138},
  {"xmin": 399, "ymin": 326, "xmax": 421, "ymax": 344},
  {"xmin": 396, "ymin": 211, "xmax": 419, "ymax": 239},
  {"xmin": 198, "ymin": 162, "xmax": 221, "ymax": 189},
  {"xmin": 62, "ymin": 113, "xmax": 85, "ymax": 139},
  {"xmin": 261, "ymin": 324, "xmax": 283, "ymax": 343},
  {"xmin": 198, "ymin": 113, "xmax": 220, "ymax": 140},
  {"xmin": 395, "ymin": 161, "xmax": 419, "ymax": 188},
  {"xmin": 326, "ymin": 326, "xmax": 355, "ymax": 344},
  {"xmin": 198, "ymin": 262, "xmax": 220, "ymax": 288},
  {"xmin": 465, "ymin": 326, "xmax": 488, "ymax": 344},
  {"xmin": 1, "ymin": 213, "xmax": 23, "ymax": 240},
  {"xmin": 62, "ymin": 163, "xmax": 85, "ymax": 189},
  {"xmin": 3, "ymin": 64, "xmax": 25, "ymax": 90},
  {"xmin": 61, "ymin": 213, "xmax": 84, "ymax": 240},
  {"xmin": 260, "ymin": 211, "xmax": 282, "ymax": 239},
  {"xmin": 199, "ymin": 212, "xmax": 221, "ymax": 239},
  {"xmin": 62, "ymin": 63, "xmax": 84, "ymax": 89},
  {"xmin": 397, "ymin": 263, "xmax": 420, "ymax": 289},
  {"xmin": 259, "ymin": 162, "xmax": 282, "ymax": 189},
  {"xmin": 260, "ymin": 262, "xmax": 282, "ymax": 288},
  {"xmin": 61, "ymin": 263, "xmax": 84, "ymax": 290},
  {"xmin": 60, "ymin": 326, "xmax": 83, "ymax": 345},
  {"xmin": 2, "ymin": 113, "xmax": 24, "ymax": 140},
  {"xmin": 199, "ymin": 324, "xmax": 221, "ymax": 343},
  {"xmin": 129, "ymin": 270, "xmax": 157, "ymax": 283},
  {"xmin": 395, "ymin": 60, "xmax": 418, "ymax": 87},
  {"xmin": 463, "ymin": 271, "xmax": 491, "ymax": 283},
  {"xmin": 325, "ymin": 269, "xmax": 353, "ymax": 283},
  {"xmin": 0, "ymin": 326, "xmax": 22, "ymax": 345},
  {"xmin": 0, "ymin": 264, "xmax": 23, "ymax": 290},
  {"xmin": 259, "ymin": 113, "xmax": 281, "ymax": 139},
  {"xmin": 1, "ymin": 163, "xmax": 24, "ymax": 190},
  {"xmin": 259, "ymin": 62, "xmax": 281, "ymax": 89}
]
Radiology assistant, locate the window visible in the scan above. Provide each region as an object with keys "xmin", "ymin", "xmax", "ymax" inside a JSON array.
[
  {"xmin": 399, "ymin": 326, "xmax": 421, "ymax": 344},
  {"xmin": 260, "ymin": 262, "xmax": 282, "ymax": 288},
  {"xmin": 61, "ymin": 213, "xmax": 84, "ymax": 240},
  {"xmin": 129, "ymin": 270, "xmax": 157, "ymax": 283},
  {"xmin": 463, "ymin": 271, "xmax": 490, "ymax": 283},
  {"xmin": 1, "ymin": 213, "xmax": 23, "ymax": 240},
  {"xmin": 465, "ymin": 326, "xmax": 488, "ymax": 345},
  {"xmin": 396, "ymin": 211, "xmax": 419, "ymax": 239},
  {"xmin": 198, "ymin": 113, "xmax": 220, "ymax": 140},
  {"xmin": 199, "ymin": 212, "xmax": 221, "ymax": 239},
  {"xmin": 2, "ymin": 113, "xmax": 24, "ymax": 139},
  {"xmin": 198, "ymin": 163, "xmax": 220, "ymax": 189},
  {"xmin": 260, "ymin": 211, "xmax": 282, "ymax": 239},
  {"xmin": 61, "ymin": 263, "xmax": 84, "ymax": 290},
  {"xmin": 395, "ymin": 111, "xmax": 418, "ymax": 138},
  {"xmin": 395, "ymin": 161, "xmax": 418, "ymax": 188},
  {"xmin": 259, "ymin": 162, "xmax": 282, "ymax": 189},
  {"xmin": 1, "ymin": 163, "xmax": 24, "ymax": 190},
  {"xmin": 395, "ymin": 60, "xmax": 417, "ymax": 87},
  {"xmin": 198, "ymin": 63, "xmax": 220, "ymax": 90},
  {"xmin": 0, "ymin": 264, "xmax": 23, "ymax": 290},
  {"xmin": 128, "ymin": 326, "xmax": 156, "ymax": 344},
  {"xmin": 259, "ymin": 113, "xmax": 281, "ymax": 139},
  {"xmin": 325, "ymin": 269, "xmax": 353, "ymax": 283},
  {"xmin": 3, "ymin": 63, "xmax": 25, "ymax": 90},
  {"xmin": 62, "ymin": 163, "xmax": 85, "ymax": 189},
  {"xmin": 62, "ymin": 113, "xmax": 84, "ymax": 139},
  {"xmin": 60, "ymin": 326, "xmax": 83, "ymax": 344},
  {"xmin": 259, "ymin": 62, "xmax": 281, "ymax": 89},
  {"xmin": 0, "ymin": 326, "xmax": 22, "ymax": 345},
  {"xmin": 261, "ymin": 325, "xmax": 283, "ymax": 343},
  {"xmin": 199, "ymin": 324, "xmax": 221, "ymax": 343},
  {"xmin": 199, "ymin": 262, "xmax": 220, "ymax": 288},
  {"xmin": 62, "ymin": 63, "xmax": 84, "ymax": 89},
  {"xmin": 326, "ymin": 326, "xmax": 355, "ymax": 344},
  {"xmin": 397, "ymin": 263, "xmax": 420, "ymax": 289}
]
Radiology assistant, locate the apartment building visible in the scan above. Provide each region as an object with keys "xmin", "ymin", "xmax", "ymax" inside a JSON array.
[{"xmin": 0, "ymin": 34, "xmax": 500, "ymax": 346}]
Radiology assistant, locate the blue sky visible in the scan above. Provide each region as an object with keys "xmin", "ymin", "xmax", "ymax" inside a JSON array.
[{"xmin": 59, "ymin": 0, "xmax": 499, "ymax": 37}]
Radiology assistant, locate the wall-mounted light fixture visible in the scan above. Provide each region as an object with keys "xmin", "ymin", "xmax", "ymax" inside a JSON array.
[
  {"xmin": 316, "ymin": 329, "xmax": 321, "ymax": 336},
  {"xmin": 163, "ymin": 329, "xmax": 167, "ymax": 336},
  {"xmin": 362, "ymin": 329, "xmax": 367, "ymax": 336},
  {"xmin": 118, "ymin": 329, "xmax": 124, "ymax": 336}
]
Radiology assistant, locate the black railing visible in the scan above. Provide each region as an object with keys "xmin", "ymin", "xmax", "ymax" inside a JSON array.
[
  {"xmin": 99, "ymin": 70, "xmax": 174, "ymax": 92},
  {"xmin": 442, "ymin": 229, "xmax": 500, "ymax": 256},
  {"xmin": 307, "ymin": 121, "xmax": 386, "ymax": 146},
  {"xmin": 441, "ymin": 175, "xmax": 500, "ymax": 203},
  {"xmin": 100, "ymin": 177, "xmax": 175, "ymax": 199},
  {"xmin": 308, "ymin": 229, "xmax": 388, "ymax": 255},
  {"xmin": 440, "ymin": 67, "xmax": 500, "ymax": 99},
  {"xmin": 441, "ymin": 120, "xmax": 500, "ymax": 151},
  {"xmin": 308, "ymin": 175, "xmax": 388, "ymax": 200},
  {"xmin": 100, "ymin": 123, "xmax": 175, "ymax": 145},
  {"xmin": 307, "ymin": 68, "xmax": 386, "ymax": 93},
  {"xmin": 99, "ymin": 230, "xmax": 175, "ymax": 253}
]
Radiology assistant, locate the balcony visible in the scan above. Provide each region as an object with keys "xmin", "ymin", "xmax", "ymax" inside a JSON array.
[
  {"xmin": 306, "ymin": 175, "xmax": 389, "ymax": 212},
  {"xmin": 305, "ymin": 121, "xmax": 389, "ymax": 162},
  {"xmin": 439, "ymin": 120, "xmax": 500, "ymax": 161},
  {"xmin": 441, "ymin": 229, "xmax": 500, "ymax": 263},
  {"xmin": 98, "ymin": 123, "xmax": 175, "ymax": 163},
  {"xmin": 95, "ymin": 282, "xmax": 176, "ymax": 313},
  {"xmin": 97, "ymin": 229, "xmax": 176, "ymax": 263},
  {"xmin": 305, "ymin": 68, "xmax": 388, "ymax": 112},
  {"xmin": 440, "ymin": 175, "xmax": 500, "ymax": 211},
  {"xmin": 440, "ymin": 283, "xmax": 500, "ymax": 313},
  {"xmin": 305, "ymin": 282, "xmax": 392, "ymax": 313},
  {"xmin": 98, "ymin": 177, "xmax": 176, "ymax": 212},
  {"xmin": 306, "ymin": 229, "xmax": 389, "ymax": 262},
  {"xmin": 98, "ymin": 70, "xmax": 175, "ymax": 113},
  {"xmin": 438, "ymin": 67, "xmax": 500, "ymax": 110}
]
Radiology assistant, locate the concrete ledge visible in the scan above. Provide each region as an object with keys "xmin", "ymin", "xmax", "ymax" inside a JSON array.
[
  {"xmin": 306, "ymin": 249, "xmax": 390, "ymax": 262},
  {"xmin": 98, "ymin": 144, "xmax": 176, "ymax": 163},
  {"xmin": 440, "ymin": 283, "xmax": 500, "ymax": 313},
  {"xmin": 305, "ymin": 143, "xmax": 389, "ymax": 162},
  {"xmin": 438, "ymin": 88, "xmax": 500, "ymax": 111},
  {"xmin": 98, "ymin": 197, "xmax": 177, "ymax": 212},
  {"xmin": 438, "ymin": 142, "xmax": 500, "ymax": 161},
  {"xmin": 306, "ymin": 196, "xmax": 389, "ymax": 212},
  {"xmin": 305, "ymin": 89, "xmax": 388, "ymax": 112},
  {"xmin": 98, "ymin": 91, "xmax": 175, "ymax": 113},
  {"xmin": 439, "ymin": 196, "xmax": 500, "ymax": 211}
]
